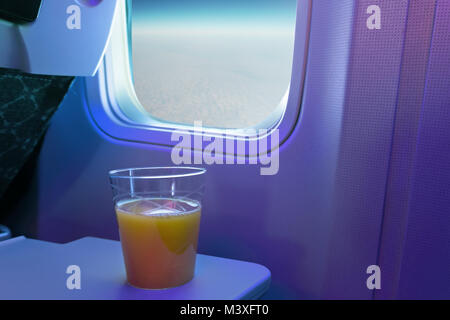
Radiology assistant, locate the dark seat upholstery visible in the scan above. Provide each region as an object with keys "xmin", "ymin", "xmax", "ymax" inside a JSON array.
[{"xmin": 0, "ymin": 68, "xmax": 73, "ymax": 199}]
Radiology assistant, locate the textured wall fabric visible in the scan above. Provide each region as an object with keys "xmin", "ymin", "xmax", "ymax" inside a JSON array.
[{"xmin": 0, "ymin": 68, "xmax": 74, "ymax": 199}]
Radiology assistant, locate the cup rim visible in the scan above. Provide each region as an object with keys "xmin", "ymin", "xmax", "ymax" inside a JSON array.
[{"xmin": 108, "ymin": 167, "xmax": 207, "ymax": 180}]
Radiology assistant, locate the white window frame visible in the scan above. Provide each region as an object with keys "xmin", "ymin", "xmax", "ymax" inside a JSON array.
[{"xmin": 84, "ymin": 0, "xmax": 311, "ymax": 155}]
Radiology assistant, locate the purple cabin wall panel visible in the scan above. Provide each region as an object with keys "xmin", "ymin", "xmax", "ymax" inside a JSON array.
[
  {"xmin": 396, "ymin": 0, "xmax": 450, "ymax": 299},
  {"xmin": 322, "ymin": 0, "xmax": 408, "ymax": 299},
  {"xmin": 376, "ymin": 0, "xmax": 437, "ymax": 300}
]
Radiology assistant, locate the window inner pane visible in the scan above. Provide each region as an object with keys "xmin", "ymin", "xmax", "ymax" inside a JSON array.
[{"xmin": 132, "ymin": 0, "xmax": 297, "ymax": 129}]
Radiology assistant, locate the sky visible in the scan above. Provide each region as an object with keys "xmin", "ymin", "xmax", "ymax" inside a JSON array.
[{"xmin": 132, "ymin": 0, "xmax": 298, "ymax": 30}]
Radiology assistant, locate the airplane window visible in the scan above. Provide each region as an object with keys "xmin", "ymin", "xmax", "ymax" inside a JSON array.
[{"xmin": 131, "ymin": 0, "xmax": 297, "ymax": 129}]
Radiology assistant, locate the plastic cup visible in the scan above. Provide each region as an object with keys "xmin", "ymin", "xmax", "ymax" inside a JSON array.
[{"xmin": 109, "ymin": 167, "xmax": 206, "ymax": 289}]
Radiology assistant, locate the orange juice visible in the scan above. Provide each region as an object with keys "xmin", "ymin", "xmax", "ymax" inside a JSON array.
[{"xmin": 116, "ymin": 198, "xmax": 201, "ymax": 289}]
